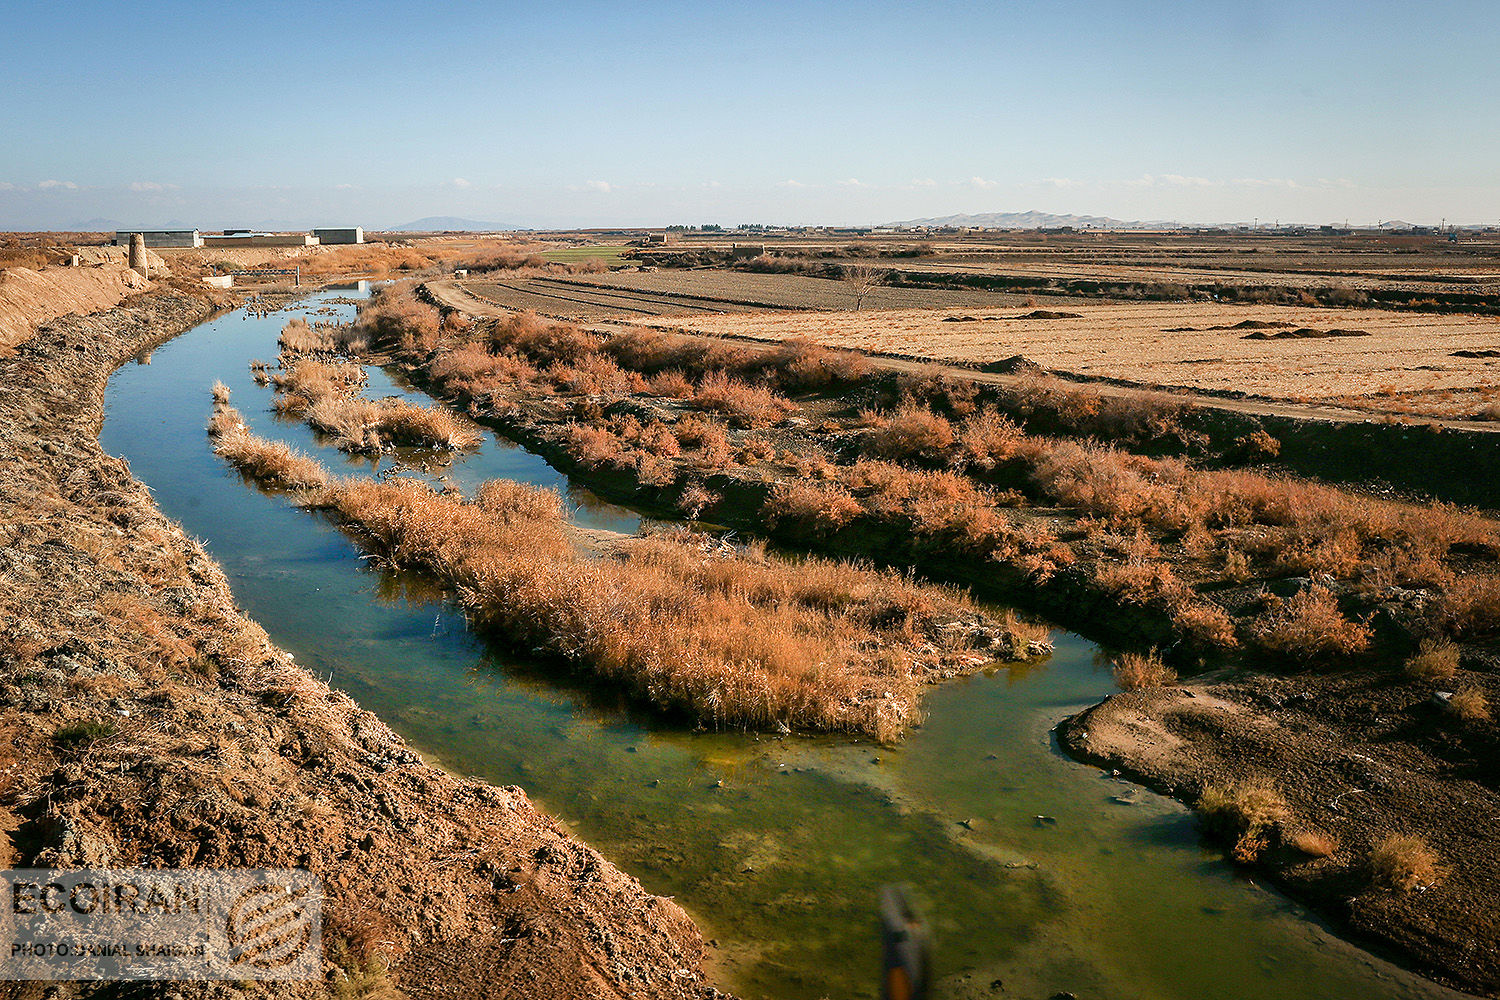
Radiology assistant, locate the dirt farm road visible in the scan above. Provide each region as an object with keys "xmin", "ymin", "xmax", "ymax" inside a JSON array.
[{"xmin": 425, "ymin": 279, "xmax": 1500, "ymax": 437}]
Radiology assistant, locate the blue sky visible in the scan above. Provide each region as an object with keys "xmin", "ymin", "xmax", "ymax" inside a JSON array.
[{"xmin": 2, "ymin": 1, "xmax": 1497, "ymax": 229}]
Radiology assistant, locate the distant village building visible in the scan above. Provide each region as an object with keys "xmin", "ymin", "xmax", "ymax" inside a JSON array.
[
  {"xmin": 730, "ymin": 244, "xmax": 766, "ymax": 260},
  {"xmin": 313, "ymin": 227, "xmax": 364, "ymax": 245},
  {"xmin": 113, "ymin": 230, "xmax": 202, "ymax": 248}
]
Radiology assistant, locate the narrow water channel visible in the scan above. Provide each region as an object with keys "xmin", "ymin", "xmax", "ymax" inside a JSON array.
[{"xmin": 101, "ymin": 289, "xmax": 1468, "ymax": 1000}]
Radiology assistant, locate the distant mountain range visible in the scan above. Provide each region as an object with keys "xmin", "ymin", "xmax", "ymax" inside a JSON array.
[
  {"xmin": 888, "ymin": 210, "xmax": 1172, "ymax": 230},
  {"xmin": 384, "ymin": 217, "xmax": 523, "ymax": 232}
]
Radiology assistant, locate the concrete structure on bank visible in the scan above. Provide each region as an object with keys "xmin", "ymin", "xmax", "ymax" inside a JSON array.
[
  {"xmin": 113, "ymin": 230, "xmax": 202, "ymax": 248},
  {"xmin": 200, "ymin": 233, "xmax": 320, "ymax": 248},
  {"xmin": 313, "ymin": 227, "xmax": 363, "ymax": 245}
]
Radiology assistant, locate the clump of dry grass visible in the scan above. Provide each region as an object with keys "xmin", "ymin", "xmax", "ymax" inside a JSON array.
[
  {"xmin": 1288, "ymin": 829, "xmax": 1340, "ymax": 859},
  {"xmin": 208, "ymin": 401, "xmax": 329, "ymax": 491},
  {"xmin": 1250, "ymin": 585, "xmax": 1371, "ymax": 662},
  {"xmin": 304, "ymin": 476, "xmax": 1041, "ymax": 740},
  {"xmin": 1198, "ymin": 779, "xmax": 1289, "ymax": 863},
  {"xmin": 1450, "ymin": 687, "xmax": 1491, "ymax": 723},
  {"xmin": 1370, "ymin": 833, "xmax": 1444, "ymax": 890},
  {"xmin": 270, "ymin": 356, "xmax": 479, "ymax": 454},
  {"xmin": 692, "ymin": 371, "xmax": 797, "ymax": 428},
  {"xmin": 1111, "ymin": 649, "xmax": 1177, "ymax": 690},
  {"xmin": 1404, "ymin": 639, "xmax": 1460, "ymax": 681},
  {"xmin": 864, "ymin": 403, "xmax": 954, "ymax": 459},
  {"xmin": 354, "ymin": 283, "xmax": 442, "ymax": 354},
  {"xmin": 279, "ymin": 317, "xmax": 370, "ymax": 357},
  {"xmin": 764, "ymin": 481, "xmax": 866, "ymax": 534}
]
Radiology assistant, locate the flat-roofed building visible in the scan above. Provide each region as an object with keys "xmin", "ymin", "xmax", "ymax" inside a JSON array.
[
  {"xmin": 113, "ymin": 230, "xmax": 202, "ymax": 248},
  {"xmin": 313, "ymin": 227, "xmax": 364, "ymax": 245}
]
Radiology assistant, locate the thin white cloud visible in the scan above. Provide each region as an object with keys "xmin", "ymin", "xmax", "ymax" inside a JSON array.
[
  {"xmin": 128, "ymin": 181, "xmax": 177, "ymax": 192},
  {"xmin": 1041, "ymin": 177, "xmax": 1083, "ymax": 188},
  {"xmin": 967, "ymin": 176, "xmax": 998, "ymax": 189},
  {"xmin": 778, "ymin": 179, "xmax": 805, "ymax": 188},
  {"xmin": 37, "ymin": 179, "xmax": 78, "ymax": 190},
  {"xmin": 909, "ymin": 178, "xmax": 936, "ymax": 188},
  {"xmin": 1159, "ymin": 174, "xmax": 1213, "ymax": 187},
  {"xmin": 585, "ymin": 179, "xmax": 612, "ymax": 193},
  {"xmin": 450, "ymin": 177, "xmax": 472, "ymax": 189},
  {"xmin": 837, "ymin": 178, "xmax": 865, "ymax": 188},
  {"xmin": 335, "ymin": 183, "xmax": 355, "ymax": 190},
  {"xmin": 0, "ymin": 182, "xmax": 15, "ymax": 191}
]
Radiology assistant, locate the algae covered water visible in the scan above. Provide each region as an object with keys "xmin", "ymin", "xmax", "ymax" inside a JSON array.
[{"xmin": 101, "ymin": 289, "xmax": 1468, "ymax": 1000}]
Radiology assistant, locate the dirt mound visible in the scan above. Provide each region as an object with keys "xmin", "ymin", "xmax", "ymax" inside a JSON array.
[
  {"xmin": 0, "ymin": 265, "xmax": 149, "ymax": 352},
  {"xmin": 977, "ymin": 354, "xmax": 1044, "ymax": 374},
  {"xmin": 1017, "ymin": 309, "xmax": 1082, "ymax": 319},
  {"xmin": 75, "ymin": 244, "xmax": 168, "ymax": 272},
  {"xmin": 1243, "ymin": 327, "xmax": 1370, "ymax": 340},
  {"xmin": 1452, "ymin": 349, "xmax": 1500, "ymax": 359}
]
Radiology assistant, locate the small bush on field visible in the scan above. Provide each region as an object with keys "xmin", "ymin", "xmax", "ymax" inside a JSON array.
[
  {"xmin": 355, "ymin": 284, "xmax": 441, "ymax": 354},
  {"xmin": 1370, "ymin": 833, "xmax": 1443, "ymax": 890},
  {"xmin": 1232, "ymin": 429, "xmax": 1282, "ymax": 462},
  {"xmin": 1404, "ymin": 639, "xmax": 1460, "ymax": 681},
  {"xmin": 1250, "ymin": 585, "xmax": 1371, "ymax": 662},
  {"xmin": 490, "ymin": 310, "xmax": 601, "ymax": 364},
  {"xmin": 864, "ymin": 403, "xmax": 954, "ymax": 459},
  {"xmin": 764, "ymin": 481, "xmax": 865, "ymax": 533},
  {"xmin": 692, "ymin": 371, "xmax": 796, "ymax": 428},
  {"xmin": 647, "ymin": 369, "xmax": 696, "ymax": 399},
  {"xmin": 1432, "ymin": 576, "xmax": 1500, "ymax": 638},
  {"xmin": 1170, "ymin": 600, "xmax": 1239, "ymax": 648},
  {"xmin": 1112, "ymin": 650, "xmax": 1176, "ymax": 690},
  {"xmin": 562, "ymin": 422, "xmax": 630, "ymax": 469},
  {"xmin": 957, "ymin": 408, "xmax": 1027, "ymax": 468},
  {"xmin": 1198, "ymin": 780, "xmax": 1288, "ymax": 863},
  {"xmin": 764, "ymin": 337, "xmax": 871, "ymax": 390},
  {"xmin": 1450, "ymin": 688, "xmax": 1491, "ymax": 723},
  {"xmin": 737, "ymin": 437, "xmax": 777, "ymax": 465},
  {"xmin": 430, "ymin": 342, "xmax": 537, "ymax": 396}
]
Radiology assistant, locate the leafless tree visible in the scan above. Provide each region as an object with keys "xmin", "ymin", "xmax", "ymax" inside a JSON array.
[{"xmin": 842, "ymin": 262, "xmax": 887, "ymax": 311}]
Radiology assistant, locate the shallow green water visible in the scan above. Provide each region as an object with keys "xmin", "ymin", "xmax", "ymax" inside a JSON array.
[{"xmin": 100, "ymin": 290, "xmax": 1469, "ymax": 1000}]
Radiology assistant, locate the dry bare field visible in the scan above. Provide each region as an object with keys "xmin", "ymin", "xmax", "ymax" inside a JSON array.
[
  {"xmin": 462, "ymin": 270, "xmax": 1044, "ymax": 320},
  {"xmin": 623, "ymin": 301, "xmax": 1500, "ymax": 405}
]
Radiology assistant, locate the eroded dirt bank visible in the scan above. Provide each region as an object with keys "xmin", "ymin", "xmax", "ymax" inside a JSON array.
[
  {"xmin": 1061, "ymin": 675, "xmax": 1500, "ymax": 997},
  {"xmin": 0, "ymin": 293, "xmax": 718, "ymax": 999}
]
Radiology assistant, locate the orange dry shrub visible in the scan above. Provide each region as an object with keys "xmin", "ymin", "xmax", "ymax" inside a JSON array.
[
  {"xmin": 1112, "ymin": 650, "xmax": 1177, "ymax": 690},
  {"xmin": 1251, "ymin": 585, "xmax": 1371, "ymax": 662},
  {"xmin": 957, "ymin": 408, "xmax": 1028, "ymax": 468},
  {"xmin": 546, "ymin": 354, "xmax": 648, "ymax": 396},
  {"xmin": 561, "ymin": 422, "xmax": 630, "ymax": 469},
  {"xmin": 763, "ymin": 337, "xmax": 872, "ymax": 390},
  {"xmin": 692, "ymin": 371, "xmax": 796, "ymax": 428},
  {"xmin": 846, "ymin": 460, "xmax": 1003, "ymax": 551},
  {"xmin": 764, "ymin": 481, "xmax": 866, "ymax": 533},
  {"xmin": 864, "ymin": 403, "xmax": 954, "ymax": 459},
  {"xmin": 489, "ymin": 310, "xmax": 601, "ymax": 364},
  {"xmin": 429, "ymin": 342, "xmax": 538, "ymax": 397},
  {"xmin": 354, "ymin": 284, "xmax": 441, "ymax": 353},
  {"xmin": 647, "ymin": 369, "xmax": 696, "ymax": 399}
]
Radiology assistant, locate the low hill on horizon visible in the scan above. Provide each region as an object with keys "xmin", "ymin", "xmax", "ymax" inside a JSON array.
[{"xmin": 889, "ymin": 209, "xmax": 1172, "ymax": 229}]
